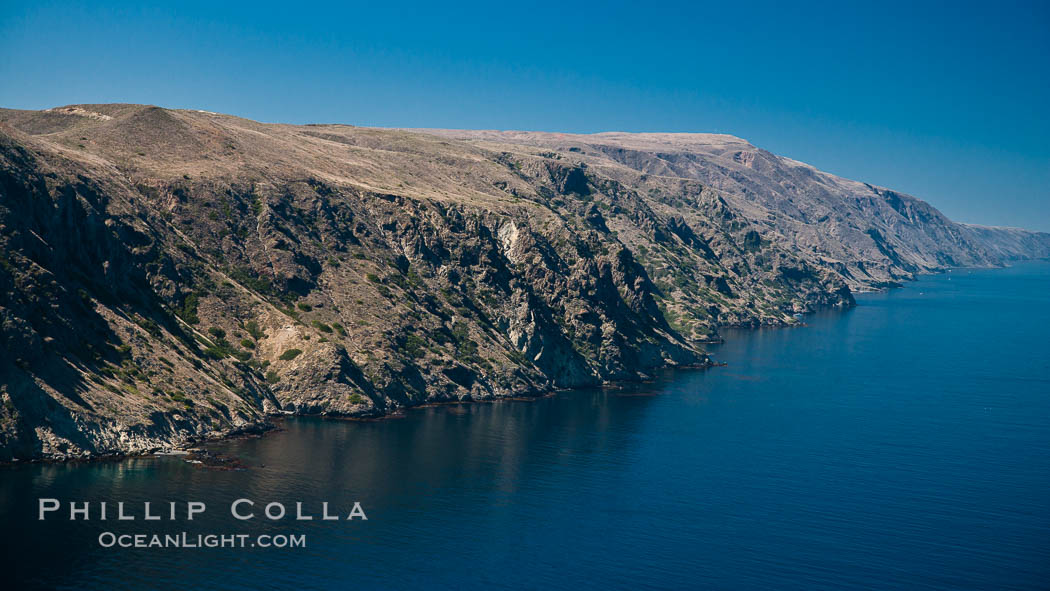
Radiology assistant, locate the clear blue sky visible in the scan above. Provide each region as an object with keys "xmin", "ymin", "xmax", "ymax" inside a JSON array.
[{"xmin": 2, "ymin": 1, "xmax": 1048, "ymax": 231}]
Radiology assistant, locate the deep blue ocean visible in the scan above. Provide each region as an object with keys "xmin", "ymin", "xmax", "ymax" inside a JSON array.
[{"xmin": 3, "ymin": 262, "xmax": 1049, "ymax": 590}]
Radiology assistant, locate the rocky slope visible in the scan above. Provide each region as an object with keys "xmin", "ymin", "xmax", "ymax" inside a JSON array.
[
  {"xmin": 0, "ymin": 105, "xmax": 1046, "ymax": 461},
  {"xmin": 413, "ymin": 130, "xmax": 1049, "ymax": 290}
]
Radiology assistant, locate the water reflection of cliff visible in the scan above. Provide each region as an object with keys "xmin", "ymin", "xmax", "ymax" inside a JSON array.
[
  {"xmin": 217, "ymin": 385, "xmax": 663, "ymax": 512},
  {"xmin": 1, "ymin": 385, "xmax": 666, "ymax": 589}
]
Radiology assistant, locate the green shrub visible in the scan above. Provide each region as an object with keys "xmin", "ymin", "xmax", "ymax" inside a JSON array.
[
  {"xmin": 312, "ymin": 320, "xmax": 332, "ymax": 333},
  {"xmin": 348, "ymin": 393, "xmax": 364, "ymax": 404},
  {"xmin": 203, "ymin": 346, "xmax": 228, "ymax": 360},
  {"xmin": 402, "ymin": 334, "xmax": 426, "ymax": 358},
  {"xmin": 135, "ymin": 316, "xmax": 162, "ymax": 338},
  {"xmin": 279, "ymin": 348, "xmax": 303, "ymax": 361},
  {"xmin": 450, "ymin": 321, "xmax": 479, "ymax": 363},
  {"xmin": 226, "ymin": 267, "xmax": 297, "ymax": 306},
  {"xmin": 177, "ymin": 293, "xmax": 200, "ymax": 324},
  {"xmin": 265, "ymin": 370, "xmax": 280, "ymax": 384},
  {"xmin": 297, "ymin": 302, "xmax": 312, "ymax": 312},
  {"xmin": 240, "ymin": 338, "xmax": 255, "ymax": 349},
  {"xmin": 208, "ymin": 327, "xmax": 226, "ymax": 340},
  {"xmin": 331, "ymin": 322, "xmax": 346, "ymax": 336},
  {"xmin": 245, "ymin": 320, "xmax": 265, "ymax": 340}
]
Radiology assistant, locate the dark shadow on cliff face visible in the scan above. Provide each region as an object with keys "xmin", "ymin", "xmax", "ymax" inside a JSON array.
[
  {"xmin": 0, "ymin": 360, "xmax": 99, "ymax": 461},
  {"xmin": 0, "ymin": 137, "xmax": 241, "ymax": 457}
]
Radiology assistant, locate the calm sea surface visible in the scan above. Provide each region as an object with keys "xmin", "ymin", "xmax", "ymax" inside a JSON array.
[{"xmin": 3, "ymin": 262, "xmax": 1049, "ymax": 590}]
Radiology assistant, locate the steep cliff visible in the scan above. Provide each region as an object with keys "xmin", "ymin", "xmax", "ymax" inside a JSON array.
[{"xmin": 0, "ymin": 105, "xmax": 1044, "ymax": 461}]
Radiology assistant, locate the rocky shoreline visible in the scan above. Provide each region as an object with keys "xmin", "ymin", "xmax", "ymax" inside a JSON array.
[{"xmin": 2, "ymin": 356, "xmax": 722, "ymax": 464}]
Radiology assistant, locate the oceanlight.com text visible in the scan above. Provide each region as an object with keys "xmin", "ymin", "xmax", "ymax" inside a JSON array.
[{"xmin": 97, "ymin": 532, "xmax": 307, "ymax": 549}]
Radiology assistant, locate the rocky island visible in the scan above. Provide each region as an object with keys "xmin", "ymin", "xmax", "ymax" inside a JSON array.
[{"xmin": 2, "ymin": 104, "xmax": 1047, "ymax": 461}]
